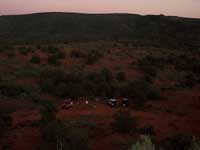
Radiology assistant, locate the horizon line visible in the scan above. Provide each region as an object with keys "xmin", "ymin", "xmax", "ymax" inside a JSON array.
[{"xmin": 0, "ymin": 11, "xmax": 200, "ymax": 19}]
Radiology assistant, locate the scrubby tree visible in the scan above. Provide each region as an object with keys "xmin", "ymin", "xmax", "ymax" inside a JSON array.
[
  {"xmin": 116, "ymin": 71, "xmax": 126, "ymax": 81},
  {"xmin": 161, "ymin": 134, "xmax": 193, "ymax": 150},
  {"xmin": 85, "ymin": 49, "xmax": 104, "ymax": 65},
  {"xmin": 42, "ymin": 119, "xmax": 89, "ymax": 150},
  {"xmin": 18, "ymin": 46, "xmax": 32, "ymax": 55},
  {"xmin": 0, "ymin": 113, "xmax": 11, "ymax": 138},
  {"xmin": 30, "ymin": 55, "xmax": 41, "ymax": 64},
  {"xmin": 70, "ymin": 49, "xmax": 85, "ymax": 58},
  {"xmin": 112, "ymin": 110, "xmax": 136, "ymax": 133}
]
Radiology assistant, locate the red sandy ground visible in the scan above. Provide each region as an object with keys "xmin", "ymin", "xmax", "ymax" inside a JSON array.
[{"xmin": 0, "ymin": 87, "xmax": 200, "ymax": 150}]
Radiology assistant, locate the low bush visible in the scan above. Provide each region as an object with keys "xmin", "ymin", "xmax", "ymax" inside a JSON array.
[
  {"xmin": 123, "ymin": 80, "xmax": 161, "ymax": 106},
  {"xmin": 138, "ymin": 54, "xmax": 167, "ymax": 71},
  {"xmin": 15, "ymin": 66, "xmax": 43, "ymax": 77},
  {"xmin": 0, "ymin": 113, "xmax": 11, "ymax": 137},
  {"xmin": 18, "ymin": 46, "xmax": 32, "ymax": 55},
  {"xmin": 6, "ymin": 51, "xmax": 15, "ymax": 58},
  {"xmin": 42, "ymin": 120, "xmax": 64, "ymax": 142},
  {"xmin": 141, "ymin": 66, "xmax": 157, "ymax": 78},
  {"xmin": 40, "ymin": 100, "xmax": 57, "ymax": 125},
  {"xmin": 146, "ymin": 86, "xmax": 161, "ymax": 100},
  {"xmin": 54, "ymin": 82, "xmax": 68, "ymax": 98},
  {"xmin": 42, "ymin": 119, "xmax": 89, "ymax": 150},
  {"xmin": 39, "ymin": 67, "xmax": 115, "ymax": 98},
  {"xmin": 138, "ymin": 124, "xmax": 155, "ymax": 136},
  {"xmin": 47, "ymin": 54, "xmax": 61, "ymax": 65},
  {"xmin": 40, "ymin": 69, "xmax": 65, "ymax": 93},
  {"xmin": 3, "ymin": 45, "xmax": 14, "ymax": 51},
  {"xmin": 42, "ymin": 45, "xmax": 59, "ymax": 54},
  {"xmin": 116, "ymin": 71, "xmax": 126, "ymax": 81},
  {"xmin": 65, "ymin": 117, "xmax": 97, "ymax": 129},
  {"xmin": 64, "ymin": 127, "xmax": 89, "ymax": 150},
  {"xmin": 100, "ymin": 68, "xmax": 113, "ymax": 83},
  {"xmin": 112, "ymin": 110, "xmax": 136, "ymax": 133},
  {"xmin": 36, "ymin": 44, "xmax": 41, "ymax": 50},
  {"xmin": 30, "ymin": 55, "xmax": 41, "ymax": 64},
  {"xmin": 161, "ymin": 134, "xmax": 193, "ymax": 150},
  {"xmin": 0, "ymin": 80, "xmax": 32, "ymax": 98},
  {"xmin": 70, "ymin": 49, "xmax": 85, "ymax": 58},
  {"xmin": 85, "ymin": 49, "xmax": 104, "ymax": 65},
  {"xmin": 0, "ymin": 46, "xmax": 4, "ymax": 53}
]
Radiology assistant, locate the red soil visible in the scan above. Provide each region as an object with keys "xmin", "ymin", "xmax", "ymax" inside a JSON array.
[{"xmin": 1, "ymin": 87, "xmax": 200, "ymax": 150}]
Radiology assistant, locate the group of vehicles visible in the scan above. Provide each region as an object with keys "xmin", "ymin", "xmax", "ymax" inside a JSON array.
[
  {"xmin": 61, "ymin": 99, "xmax": 74, "ymax": 109},
  {"xmin": 61, "ymin": 97, "xmax": 129, "ymax": 110},
  {"xmin": 107, "ymin": 98, "xmax": 129, "ymax": 107}
]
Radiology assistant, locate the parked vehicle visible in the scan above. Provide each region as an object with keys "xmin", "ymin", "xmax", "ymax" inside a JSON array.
[
  {"xmin": 121, "ymin": 98, "xmax": 129, "ymax": 107},
  {"xmin": 107, "ymin": 98, "xmax": 118, "ymax": 107},
  {"xmin": 61, "ymin": 99, "xmax": 73, "ymax": 110}
]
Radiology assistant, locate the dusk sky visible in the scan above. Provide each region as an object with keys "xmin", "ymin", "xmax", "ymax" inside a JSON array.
[{"xmin": 0, "ymin": 0, "xmax": 200, "ymax": 18}]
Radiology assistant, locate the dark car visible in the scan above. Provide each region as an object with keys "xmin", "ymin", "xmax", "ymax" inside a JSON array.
[
  {"xmin": 121, "ymin": 98, "xmax": 129, "ymax": 107},
  {"xmin": 107, "ymin": 98, "xmax": 118, "ymax": 107}
]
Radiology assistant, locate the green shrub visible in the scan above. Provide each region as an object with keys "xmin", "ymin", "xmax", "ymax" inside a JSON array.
[
  {"xmin": 39, "ymin": 67, "xmax": 115, "ymax": 98},
  {"xmin": 116, "ymin": 71, "xmax": 126, "ymax": 81},
  {"xmin": 6, "ymin": 50, "xmax": 15, "ymax": 58},
  {"xmin": 141, "ymin": 66, "xmax": 157, "ymax": 78},
  {"xmin": 112, "ymin": 110, "xmax": 136, "ymax": 133},
  {"xmin": 138, "ymin": 124, "xmax": 155, "ymax": 136},
  {"xmin": 0, "ymin": 46, "xmax": 4, "ymax": 53},
  {"xmin": 0, "ymin": 80, "xmax": 32, "ymax": 98},
  {"xmin": 36, "ymin": 44, "xmax": 41, "ymax": 49},
  {"xmin": 42, "ymin": 120, "xmax": 64, "ymax": 142},
  {"xmin": 64, "ymin": 127, "xmax": 89, "ymax": 150},
  {"xmin": 29, "ymin": 93, "xmax": 43, "ymax": 103},
  {"xmin": 175, "ymin": 72, "xmax": 198, "ymax": 88},
  {"xmin": 40, "ymin": 100, "xmax": 57, "ymax": 125},
  {"xmin": 100, "ymin": 68, "xmax": 113, "ymax": 83},
  {"xmin": 66, "ymin": 118, "xmax": 97, "ymax": 129},
  {"xmin": 40, "ymin": 69, "xmax": 65, "ymax": 93},
  {"xmin": 42, "ymin": 120, "xmax": 89, "ymax": 150},
  {"xmin": 43, "ymin": 46, "xmax": 65, "ymax": 65},
  {"xmin": 123, "ymin": 80, "xmax": 161, "ymax": 106},
  {"xmin": 138, "ymin": 54, "xmax": 166, "ymax": 70},
  {"xmin": 55, "ymin": 50, "xmax": 65, "ymax": 59},
  {"xmin": 129, "ymin": 135, "xmax": 155, "ymax": 150},
  {"xmin": 42, "ymin": 46, "xmax": 59, "ymax": 54},
  {"xmin": 18, "ymin": 46, "xmax": 32, "ymax": 55},
  {"xmin": 40, "ymin": 78, "xmax": 56, "ymax": 93},
  {"xmin": 15, "ymin": 66, "xmax": 42, "ymax": 77},
  {"xmin": 0, "ymin": 113, "xmax": 11, "ymax": 137},
  {"xmin": 3, "ymin": 45, "xmax": 14, "ymax": 51},
  {"xmin": 70, "ymin": 49, "xmax": 85, "ymax": 58},
  {"xmin": 47, "ymin": 54, "xmax": 61, "ymax": 65},
  {"xmin": 146, "ymin": 86, "xmax": 161, "ymax": 100},
  {"xmin": 161, "ymin": 134, "xmax": 193, "ymax": 150},
  {"xmin": 64, "ymin": 83, "xmax": 84, "ymax": 99},
  {"xmin": 85, "ymin": 49, "xmax": 104, "ymax": 65},
  {"xmin": 30, "ymin": 55, "xmax": 41, "ymax": 64}
]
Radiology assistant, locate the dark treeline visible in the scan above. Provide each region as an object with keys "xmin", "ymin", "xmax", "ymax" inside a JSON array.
[{"xmin": 0, "ymin": 13, "xmax": 200, "ymax": 50}]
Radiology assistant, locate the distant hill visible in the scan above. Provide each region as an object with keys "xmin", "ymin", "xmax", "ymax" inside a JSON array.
[{"xmin": 0, "ymin": 12, "xmax": 199, "ymax": 49}]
